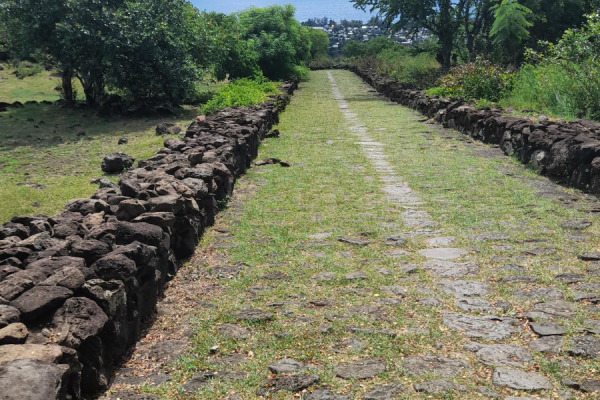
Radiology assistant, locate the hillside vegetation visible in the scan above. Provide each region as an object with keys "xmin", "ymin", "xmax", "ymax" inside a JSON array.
[{"xmin": 0, "ymin": 2, "xmax": 328, "ymax": 220}]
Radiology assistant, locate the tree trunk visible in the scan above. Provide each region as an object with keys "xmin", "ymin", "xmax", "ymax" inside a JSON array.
[
  {"xmin": 79, "ymin": 72, "xmax": 104, "ymax": 106},
  {"xmin": 467, "ymin": 34, "xmax": 476, "ymax": 61},
  {"xmin": 439, "ymin": 0, "xmax": 455, "ymax": 70},
  {"xmin": 61, "ymin": 67, "xmax": 74, "ymax": 107}
]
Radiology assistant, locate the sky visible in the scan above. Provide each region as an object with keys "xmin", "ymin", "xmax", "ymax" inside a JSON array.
[{"xmin": 190, "ymin": 0, "xmax": 375, "ymax": 22}]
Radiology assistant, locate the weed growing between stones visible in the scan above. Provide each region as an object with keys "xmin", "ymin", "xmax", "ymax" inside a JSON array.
[{"xmin": 109, "ymin": 70, "xmax": 599, "ymax": 399}]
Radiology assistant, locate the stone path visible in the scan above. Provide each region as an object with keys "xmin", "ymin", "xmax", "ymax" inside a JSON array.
[{"xmin": 101, "ymin": 71, "xmax": 600, "ymax": 399}]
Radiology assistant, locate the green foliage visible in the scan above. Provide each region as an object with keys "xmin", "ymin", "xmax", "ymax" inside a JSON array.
[
  {"xmin": 104, "ymin": 0, "xmax": 201, "ymax": 104},
  {"xmin": 200, "ymin": 78, "xmax": 279, "ymax": 115},
  {"xmin": 490, "ymin": 0, "xmax": 533, "ymax": 63},
  {"xmin": 238, "ymin": 5, "xmax": 311, "ymax": 80},
  {"xmin": 371, "ymin": 50, "xmax": 442, "ymax": 88},
  {"xmin": 307, "ymin": 29, "xmax": 330, "ymax": 59},
  {"xmin": 343, "ymin": 37, "xmax": 406, "ymax": 58},
  {"xmin": 432, "ymin": 60, "xmax": 514, "ymax": 101},
  {"xmin": 502, "ymin": 13, "xmax": 600, "ymax": 120},
  {"xmin": 348, "ymin": 37, "xmax": 441, "ymax": 88},
  {"xmin": 15, "ymin": 61, "xmax": 42, "ymax": 77}
]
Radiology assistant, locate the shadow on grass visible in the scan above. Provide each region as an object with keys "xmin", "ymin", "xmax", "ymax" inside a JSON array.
[{"xmin": 0, "ymin": 104, "xmax": 198, "ymax": 153}]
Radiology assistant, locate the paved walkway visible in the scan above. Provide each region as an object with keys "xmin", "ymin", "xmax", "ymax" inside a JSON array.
[{"xmin": 103, "ymin": 70, "xmax": 600, "ymax": 400}]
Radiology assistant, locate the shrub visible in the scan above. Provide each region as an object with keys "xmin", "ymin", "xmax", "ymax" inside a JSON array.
[
  {"xmin": 238, "ymin": 5, "xmax": 311, "ymax": 80},
  {"xmin": 376, "ymin": 50, "xmax": 441, "ymax": 88},
  {"xmin": 200, "ymin": 78, "xmax": 279, "ymax": 115},
  {"xmin": 16, "ymin": 61, "xmax": 42, "ymax": 77},
  {"xmin": 501, "ymin": 14, "xmax": 600, "ymax": 120},
  {"xmin": 432, "ymin": 60, "xmax": 514, "ymax": 101}
]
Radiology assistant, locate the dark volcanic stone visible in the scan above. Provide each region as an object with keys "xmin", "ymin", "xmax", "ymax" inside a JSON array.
[
  {"xmin": 563, "ymin": 379, "xmax": 600, "ymax": 393},
  {"xmin": 142, "ymin": 340, "xmax": 186, "ymax": 365},
  {"xmin": 39, "ymin": 267, "xmax": 85, "ymax": 291},
  {"xmin": 101, "ymin": 152, "xmax": 135, "ymax": 174},
  {"xmin": 338, "ymin": 236, "xmax": 370, "ymax": 246},
  {"xmin": 268, "ymin": 358, "xmax": 314, "ymax": 374},
  {"xmin": 334, "ymin": 357, "xmax": 386, "ymax": 379},
  {"xmin": 402, "ymin": 355, "xmax": 470, "ymax": 377},
  {"xmin": 10, "ymin": 286, "xmax": 73, "ymax": 321},
  {"xmin": 0, "ymin": 305, "xmax": 20, "ymax": 328},
  {"xmin": 525, "ymin": 300, "xmax": 575, "ymax": 320},
  {"xmin": 442, "ymin": 312, "xmax": 520, "ymax": 340},
  {"xmin": 530, "ymin": 321, "xmax": 566, "ymax": 336},
  {"xmin": 492, "ymin": 368, "xmax": 552, "ymax": 390},
  {"xmin": 71, "ymin": 240, "xmax": 111, "ymax": 264},
  {"xmin": 232, "ymin": 308, "xmax": 274, "ymax": 322},
  {"xmin": 0, "ymin": 323, "xmax": 28, "ymax": 344},
  {"xmin": 502, "ymin": 275, "xmax": 539, "ymax": 283},
  {"xmin": 0, "ymin": 359, "xmax": 73, "ymax": 400},
  {"xmin": 554, "ymin": 273, "xmax": 585, "ymax": 284},
  {"xmin": 422, "ymin": 260, "xmax": 479, "ymax": 278},
  {"xmin": 414, "ymin": 380, "xmax": 466, "ymax": 393},
  {"xmin": 380, "ymin": 286, "xmax": 408, "ymax": 296},
  {"xmin": 471, "ymin": 344, "xmax": 533, "ymax": 367},
  {"xmin": 257, "ymin": 374, "xmax": 320, "ymax": 396},
  {"xmin": 578, "ymin": 252, "xmax": 600, "ymax": 261},
  {"xmin": 529, "ymin": 336, "xmax": 562, "ymax": 355},
  {"xmin": 568, "ymin": 336, "xmax": 600, "ymax": 358},
  {"xmin": 364, "ymin": 384, "xmax": 405, "ymax": 399},
  {"xmin": 345, "ymin": 271, "xmax": 367, "ymax": 280},
  {"xmin": 182, "ymin": 372, "xmax": 214, "ymax": 393},
  {"xmin": 513, "ymin": 287, "xmax": 564, "ymax": 301},
  {"xmin": 330, "ymin": 337, "xmax": 363, "ymax": 353},
  {"xmin": 52, "ymin": 297, "xmax": 108, "ymax": 348},
  {"xmin": 436, "ymin": 280, "xmax": 491, "ymax": 297},
  {"xmin": 456, "ymin": 298, "xmax": 493, "ymax": 313},
  {"xmin": 312, "ymin": 272, "xmax": 335, "ymax": 281},
  {"xmin": 305, "ymin": 388, "xmax": 351, "ymax": 400},
  {"xmin": 216, "ymin": 324, "xmax": 250, "ymax": 340},
  {"xmin": 156, "ymin": 122, "xmax": 181, "ymax": 135},
  {"xmin": 91, "ymin": 254, "xmax": 136, "ymax": 281},
  {"xmin": 469, "ymin": 232, "xmax": 510, "ymax": 242},
  {"xmin": 561, "ymin": 219, "xmax": 592, "ymax": 230}
]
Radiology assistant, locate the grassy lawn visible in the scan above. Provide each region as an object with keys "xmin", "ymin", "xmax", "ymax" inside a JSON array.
[
  {"xmin": 113, "ymin": 70, "xmax": 600, "ymax": 399},
  {"xmin": 0, "ymin": 67, "xmax": 198, "ymax": 222}
]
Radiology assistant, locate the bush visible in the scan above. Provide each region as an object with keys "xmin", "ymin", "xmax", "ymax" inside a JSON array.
[
  {"xmin": 238, "ymin": 5, "xmax": 311, "ymax": 80},
  {"xmin": 15, "ymin": 61, "xmax": 42, "ymax": 77},
  {"xmin": 200, "ymin": 78, "xmax": 279, "ymax": 115},
  {"xmin": 500, "ymin": 14, "xmax": 600, "ymax": 120},
  {"xmin": 431, "ymin": 60, "xmax": 514, "ymax": 101},
  {"xmin": 375, "ymin": 50, "xmax": 441, "ymax": 88}
]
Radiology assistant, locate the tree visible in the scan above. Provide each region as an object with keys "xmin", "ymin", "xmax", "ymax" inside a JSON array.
[
  {"xmin": 238, "ymin": 5, "xmax": 310, "ymax": 79},
  {"xmin": 351, "ymin": 0, "xmax": 465, "ymax": 69},
  {"xmin": 197, "ymin": 12, "xmax": 260, "ymax": 81},
  {"xmin": 490, "ymin": 0, "xmax": 533, "ymax": 64},
  {"xmin": 105, "ymin": 0, "xmax": 202, "ymax": 104},
  {"xmin": 307, "ymin": 29, "xmax": 330, "ymax": 59}
]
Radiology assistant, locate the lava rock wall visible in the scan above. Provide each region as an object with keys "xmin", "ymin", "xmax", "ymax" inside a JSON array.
[
  {"xmin": 0, "ymin": 81, "xmax": 298, "ymax": 399},
  {"xmin": 350, "ymin": 66, "xmax": 600, "ymax": 193}
]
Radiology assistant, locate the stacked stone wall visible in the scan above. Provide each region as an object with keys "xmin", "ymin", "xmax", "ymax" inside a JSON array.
[
  {"xmin": 350, "ymin": 66, "xmax": 600, "ymax": 193},
  {"xmin": 0, "ymin": 82, "xmax": 298, "ymax": 399}
]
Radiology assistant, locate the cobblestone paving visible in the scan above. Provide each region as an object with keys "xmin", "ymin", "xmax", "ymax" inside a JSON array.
[{"xmin": 101, "ymin": 70, "xmax": 600, "ymax": 400}]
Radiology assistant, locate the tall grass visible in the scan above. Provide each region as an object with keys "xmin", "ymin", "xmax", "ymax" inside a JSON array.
[
  {"xmin": 376, "ymin": 50, "xmax": 441, "ymax": 88},
  {"xmin": 200, "ymin": 78, "xmax": 280, "ymax": 115},
  {"xmin": 501, "ymin": 62, "xmax": 600, "ymax": 120}
]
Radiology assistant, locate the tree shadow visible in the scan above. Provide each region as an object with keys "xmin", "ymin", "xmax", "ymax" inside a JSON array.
[{"xmin": 0, "ymin": 103, "xmax": 198, "ymax": 153}]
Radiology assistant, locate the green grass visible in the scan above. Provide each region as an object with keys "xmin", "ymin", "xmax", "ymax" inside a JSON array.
[
  {"xmin": 0, "ymin": 67, "xmax": 199, "ymax": 222},
  {"xmin": 116, "ymin": 70, "xmax": 599, "ymax": 399},
  {"xmin": 0, "ymin": 65, "xmax": 86, "ymax": 103}
]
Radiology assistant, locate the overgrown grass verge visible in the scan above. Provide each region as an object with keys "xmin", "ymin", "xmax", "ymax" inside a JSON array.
[
  {"xmin": 130, "ymin": 70, "xmax": 599, "ymax": 399},
  {"xmin": 200, "ymin": 78, "xmax": 280, "ymax": 115},
  {"xmin": 0, "ymin": 104, "xmax": 197, "ymax": 222}
]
